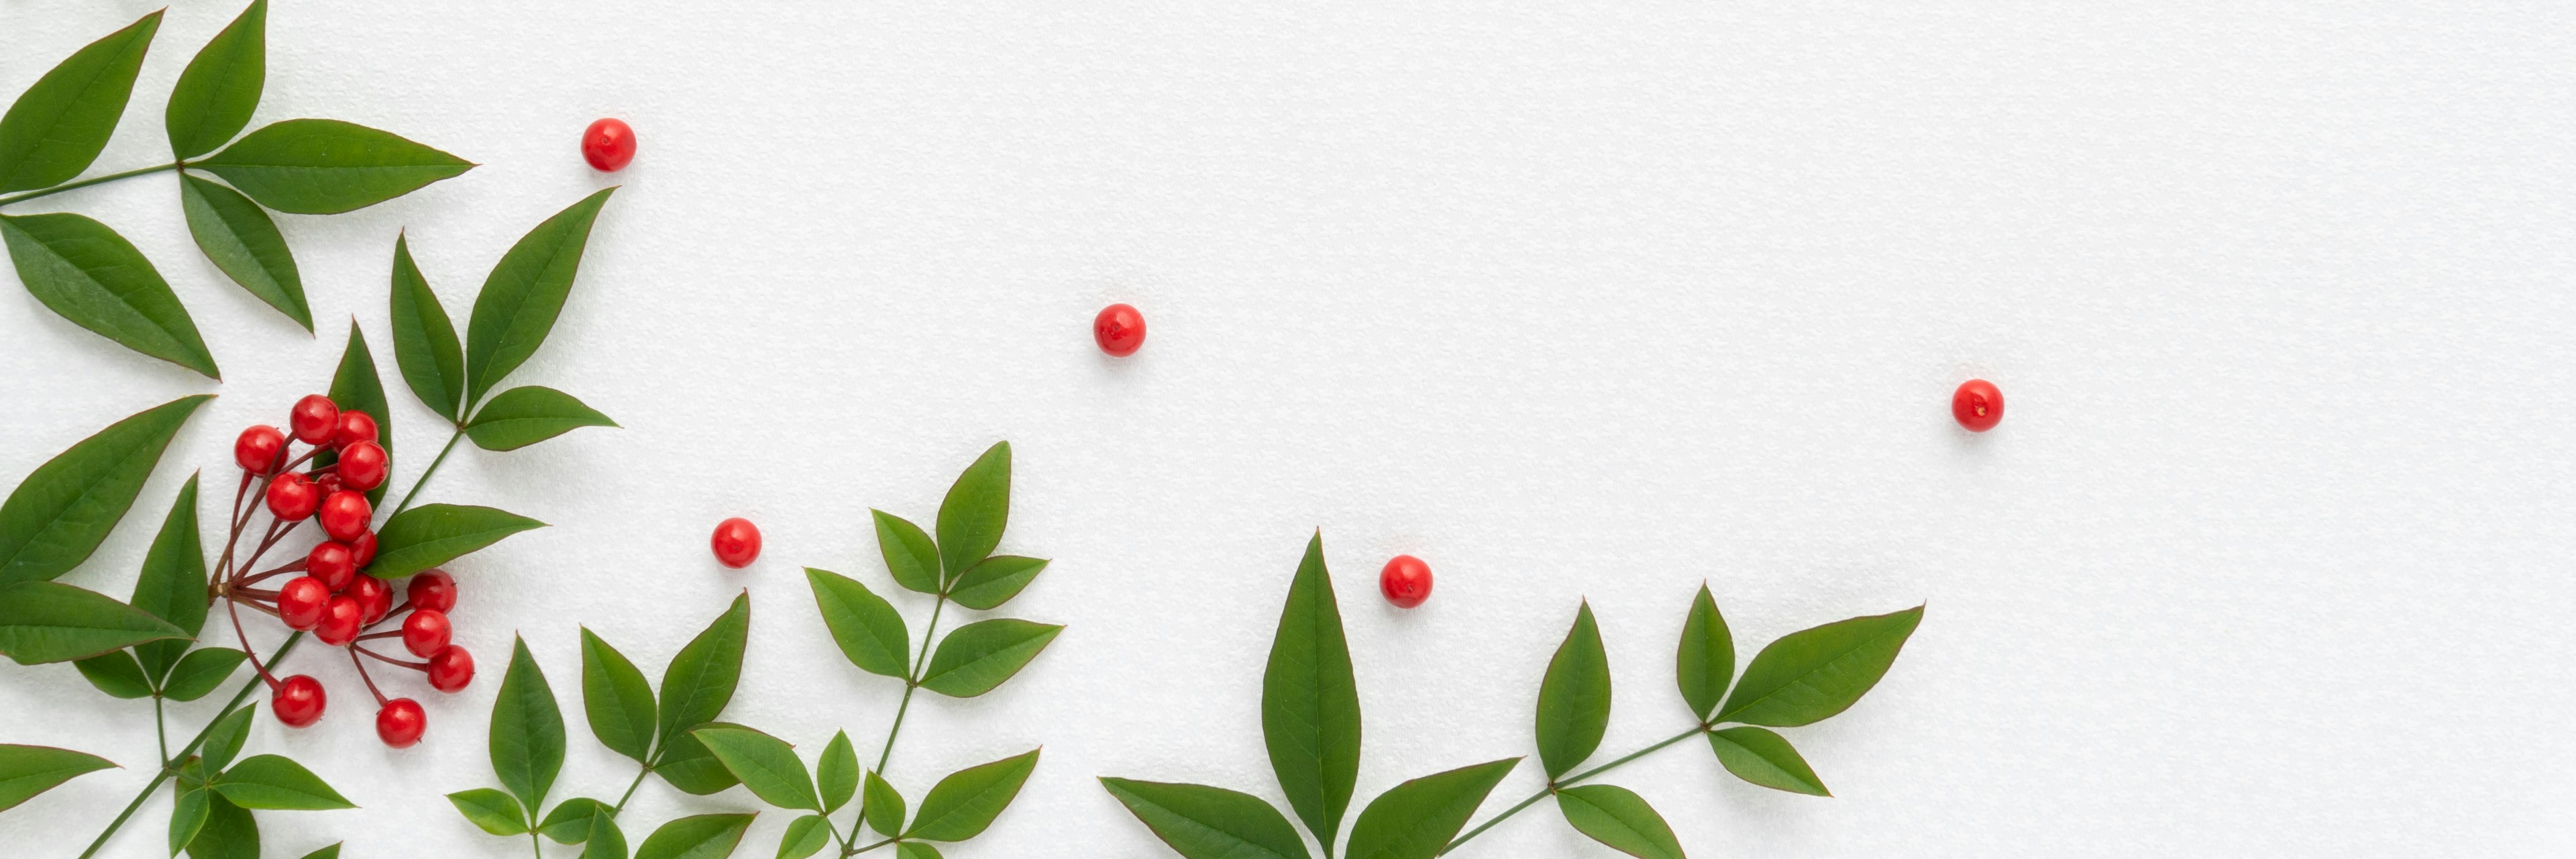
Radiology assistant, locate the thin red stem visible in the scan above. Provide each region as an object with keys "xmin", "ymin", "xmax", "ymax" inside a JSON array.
[
  {"xmin": 228, "ymin": 599, "xmax": 281, "ymax": 689},
  {"xmin": 357, "ymin": 630, "xmax": 400, "ymax": 642},
  {"xmin": 349, "ymin": 648, "xmax": 390, "ymax": 706},
  {"xmin": 354, "ymin": 646, "xmax": 427, "ymax": 671},
  {"xmin": 231, "ymin": 588, "xmax": 280, "ymax": 603}
]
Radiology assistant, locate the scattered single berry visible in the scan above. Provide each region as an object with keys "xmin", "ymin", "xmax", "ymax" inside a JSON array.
[
  {"xmin": 427, "ymin": 646, "xmax": 474, "ymax": 693},
  {"xmin": 289, "ymin": 395, "xmax": 339, "ymax": 444},
  {"xmin": 350, "ymin": 529, "xmax": 378, "ymax": 568},
  {"xmin": 376, "ymin": 698, "xmax": 427, "ymax": 748},
  {"xmin": 1093, "ymin": 303, "xmax": 1146, "ymax": 357},
  {"xmin": 278, "ymin": 576, "xmax": 331, "ymax": 630},
  {"xmin": 265, "ymin": 473, "xmax": 319, "ymax": 520},
  {"xmin": 1379, "ymin": 554, "xmax": 1434, "ymax": 609},
  {"xmin": 337, "ymin": 441, "xmax": 388, "ymax": 492},
  {"xmin": 234, "ymin": 425, "xmax": 285, "ymax": 474},
  {"xmin": 316, "ymin": 595, "xmax": 363, "ymax": 646},
  {"xmin": 352, "ymin": 574, "xmax": 392, "ymax": 625},
  {"xmin": 402, "ymin": 609, "xmax": 452, "ymax": 658},
  {"xmin": 710, "ymin": 517, "xmax": 761, "ymax": 568},
  {"xmin": 407, "ymin": 570, "xmax": 457, "ymax": 614},
  {"xmin": 273, "ymin": 674, "xmax": 326, "ymax": 727},
  {"xmin": 319, "ymin": 491, "xmax": 372, "ymax": 542},
  {"xmin": 1952, "ymin": 378, "xmax": 2004, "ymax": 432},
  {"xmin": 333, "ymin": 410, "xmax": 378, "ymax": 448},
  {"xmin": 307, "ymin": 542, "xmax": 356, "ymax": 591},
  {"xmin": 582, "ymin": 118, "xmax": 637, "ymax": 172}
]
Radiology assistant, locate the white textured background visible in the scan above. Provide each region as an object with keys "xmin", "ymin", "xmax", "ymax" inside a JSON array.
[{"xmin": 3, "ymin": 2, "xmax": 2572, "ymax": 856}]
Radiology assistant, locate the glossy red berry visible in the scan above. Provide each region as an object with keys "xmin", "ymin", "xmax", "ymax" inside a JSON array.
[
  {"xmin": 318, "ymin": 491, "xmax": 372, "ymax": 542},
  {"xmin": 306, "ymin": 542, "xmax": 356, "ymax": 591},
  {"xmin": 265, "ymin": 474, "xmax": 319, "ymax": 520},
  {"xmin": 272, "ymin": 674, "xmax": 326, "ymax": 727},
  {"xmin": 427, "ymin": 646, "xmax": 474, "ymax": 693},
  {"xmin": 312, "ymin": 472, "xmax": 345, "ymax": 497},
  {"xmin": 1952, "ymin": 378, "xmax": 2004, "ymax": 433},
  {"xmin": 351, "ymin": 574, "xmax": 392, "ymax": 625},
  {"xmin": 349, "ymin": 529, "xmax": 378, "ymax": 567},
  {"xmin": 1379, "ymin": 555, "xmax": 1433, "ymax": 609},
  {"xmin": 333, "ymin": 411, "xmax": 378, "ymax": 448},
  {"xmin": 336, "ymin": 441, "xmax": 388, "ymax": 493},
  {"xmin": 290, "ymin": 395, "xmax": 339, "ymax": 445},
  {"xmin": 1093, "ymin": 303, "xmax": 1146, "ymax": 357},
  {"xmin": 407, "ymin": 570, "xmax": 457, "ymax": 614},
  {"xmin": 582, "ymin": 118, "xmax": 637, "ymax": 171},
  {"xmin": 376, "ymin": 698, "xmax": 426, "ymax": 748},
  {"xmin": 402, "ymin": 609, "xmax": 452, "ymax": 658},
  {"xmin": 710, "ymin": 517, "xmax": 761, "ymax": 568},
  {"xmin": 278, "ymin": 576, "xmax": 331, "ymax": 630},
  {"xmin": 315, "ymin": 595, "xmax": 363, "ymax": 646},
  {"xmin": 234, "ymin": 426, "xmax": 286, "ymax": 474}
]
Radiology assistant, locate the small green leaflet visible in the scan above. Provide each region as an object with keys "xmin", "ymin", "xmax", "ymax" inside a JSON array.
[
  {"xmin": 0, "ymin": 743, "xmax": 117, "ymax": 812},
  {"xmin": 861, "ymin": 769, "xmax": 906, "ymax": 838},
  {"xmin": 201, "ymin": 704, "xmax": 256, "ymax": 772},
  {"xmin": 1673, "ymin": 584, "xmax": 1734, "ymax": 723},
  {"xmin": 816, "ymin": 731, "xmax": 858, "ymax": 815},
  {"xmin": 656, "ymin": 592, "xmax": 749, "ymax": 747},
  {"xmin": 580, "ymin": 627, "xmax": 659, "ymax": 764},
  {"xmin": 321, "ymin": 322, "xmax": 394, "ymax": 504},
  {"xmin": 693, "ymin": 727, "xmax": 820, "ymax": 812},
  {"xmin": 298, "ymin": 844, "xmax": 345, "ymax": 859},
  {"xmin": 632, "ymin": 813, "xmax": 755, "ymax": 859},
  {"xmin": 180, "ymin": 174, "xmax": 308, "ymax": 330},
  {"xmin": 1717, "ymin": 605, "xmax": 1923, "ymax": 727},
  {"xmin": 806, "ymin": 568, "xmax": 909, "ymax": 679},
  {"xmin": 0, "ymin": 393, "xmax": 209, "ymax": 586},
  {"xmin": 0, "ymin": 580, "xmax": 187, "ymax": 664},
  {"xmin": 871, "ymin": 509, "xmax": 942, "ymax": 595},
  {"xmin": 388, "ymin": 233, "xmax": 467, "ymax": 423},
  {"xmin": 538, "ymin": 797, "xmax": 611, "ymax": 844},
  {"xmin": 194, "ymin": 119, "xmax": 472, "ymax": 215},
  {"xmin": 917, "ymin": 619, "xmax": 1062, "ymax": 698},
  {"xmin": 209, "ymin": 754, "xmax": 354, "ymax": 810},
  {"xmin": 465, "ymin": 385, "xmax": 616, "ymax": 452},
  {"xmin": 652, "ymin": 721, "xmax": 749, "ymax": 796},
  {"xmin": 74, "ymin": 649, "xmax": 152, "ymax": 698},
  {"xmin": 0, "ymin": 213, "xmax": 218, "ymax": 378},
  {"xmin": 777, "ymin": 814, "xmax": 831, "ymax": 859},
  {"xmin": 490, "ymin": 636, "xmax": 566, "ymax": 813},
  {"xmin": 128, "ymin": 473, "xmax": 209, "ymax": 681},
  {"xmin": 932, "ymin": 442, "xmax": 1012, "ymax": 581},
  {"xmin": 582, "ymin": 813, "xmax": 628, "ymax": 859},
  {"xmin": 1260, "ymin": 532, "xmax": 1360, "ymax": 846},
  {"xmin": 905, "ymin": 748, "xmax": 1040, "ymax": 842},
  {"xmin": 948, "ymin": 556, "xmax": 1047, "ymax": 611},
  {"xmin": 164, "ymin": 0, "xmax": 268, "ymax": 160},
  {"xmin": 189, "ymin": 792, "xmax": 260, "ymax": 859},
  {"xmin": 1705, "ymin": 727, "xmax": 1829, "ymax": 797},
  {"xmin": 446, "ymin": 787, "xmax": 529, "ymax": 836},
  {"xmin": 1536, "ymin": 601, "xmax": 1612, "ymax": 779},
  {"xmin": 363, "ymin": 503, "xmax": 544, "ymax": 578},
  {"xmin": 896, "ymin": 843, "xmax": 942, "ymax": 859},
  {"xmin": 160, "ymin": 647, "xmax": 248, "ymax": 701},
  {"xmin": 1554, "ymin": 784, "xmax": 1685, "ymax": 859},
  {"xmin": 464, "ymin": 189, "xmax": 615, "ymax": 403},
  {"xmin": 0, "ymin": 11, "xmax": 162, "ymax": 192},
  {"xmin": 170, "ymin": 785, "xmax": 211, "ymax": 855},
  {"xmin": 1340, "ymin": 758, "xmax": 1519, "ymax": 859},
  {"xmin": 1099, "ymin": 777, "xmax": 1311, "ymax": 859}
]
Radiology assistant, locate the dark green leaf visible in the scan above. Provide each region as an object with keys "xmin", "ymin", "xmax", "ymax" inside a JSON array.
[
  {"xmin": 917, "ymin": 618, "xmax": 1061, "ymax": 698},
  {"xmin": 656, "ymin": 592, "xmax": 749, "ymax": 745},
  {"xmin": 0, "ymin": 11, "xmax": 161, "ymax": 192},
  {"xmin": 1674, "ymin": 584, "xmax": 1733, "ymax": 723},
  {"xmin": 388, "ymin": 234, "xmax": 466, "ymax": 423},
  {"xmin": 1717, "ymin": 606, "xmax": 1923, "ymax": 727},
  {"xmin": 906, "ymin": 748, "xmax": 1038, "ymax": 842},
  {"xmin": 580, "ymin": 627, "xmax": 658, "ymax": 764},
  {"xmin": 363, "ymin": 503, "xmax": 544, "ymax": 578},
  {"xmin": 320, "ymin": 322, "xmax": 393, "ymax": 504},
  {"xmin": 463, "ymin": 188, "xmax": 614, "ymax": 403},
  {"xmin": 652, "ymin": 721, "xmax": 747, "ymax": 796},
  {"xmin": 129, "ymin": 473, "xmax": 207, "ymax": 681},
  {"xmin": 186, "ymin": 793, "xmax": 258, "ymax": 859},
  {"xmin": 170, "ymin": 785, "xmax": 211, "ymax": 855},
  {"xmin": 0, "ymin": 580, "xmax": 187, "ymax": 664},
  {"xmin": 200, "ymin": 704, "xmax": 254, "ymax": 772},
  {"xmin": 180, "ymin": 174, "xmax": 307, "ymax": 330},
  {"xmin": 446, "ymin": 787, "xmax": 529, "ymax": 836},
  {"xmin": 297, "ymin": 844, "xmax": 343, "ymax": 859},
  {"xmin": 816, "ymin": 731, "xmax": 857, "ymax": 815},
  {"xmin": 776, "ymin": 814, "xmax": 830, "ymax": 859},
  {"xmin": 466, "ymin": 385, "xmax": 616, "ymax": 452},
  {"xmin": 947, "ymin": 556, "xmax": 1046, "ymax": 611},
  {"xmin": 164, "ymin": 0, "xmax": 266, "ymax": 159},
  {"xmin": 1554, "ymin": 784, "xmax": 1684, "ymax": 859},
  {"xmin": 933, "ymin": 442, "xmax": 1011, "ymax": 581},
  {"xmin": 1098, "ymin": 777, "xmax": 1311, "ymax": 859},
  {"xmin": 0, "ymin": 743, "xmax": 116, "ymax": 811},
  {"xmin": 0, "ymin": 394, "xmax": 211, "ymax": 587},
  {"xmin": 693, "ymin": 727, "xmax": 819, "ymax": 811},
  {"xmin": 1536, "ymin": 601, "xmax": 1611, "ymax": 779},
  {"xmin": 806, "ymin": 568, "xmax": 908, "ymax": 679},
  {"xmin": 584, "ymin": 813, "xmax": 629, "ymax": 859},
  {"xmin": 211, "ymin": 754, "xmax": 354, "ymax": 809},
  {"xmin": 1341, "ymin": 758, "xmax": 1519, "ymax": 859},
  {"xmin": 160, "ymin": 647, "xmax": 247, "ymax": 701},
  {"xmin": 539, "ymin": 797, "xmax": 611, "ymax": 844},
  {"xmin": 895, "ymin": 844, "xmax": 941, "ymax": 859},
  {"xmin": 491, "ymin": 636, "xmax": 566, "ymax": 812},
  {"xmin": 0, "ymin": 214, "xmax": 217, "ymax": 377},
  {"xmin": 871, "ymin": 509, "xmax": 941, "ymax": 595},
  {"xmin": 1260, "ymin": 532, "xmax": 1360, "ymax": 844},
  {"xmin": 74, "ymin": 649, "xmax": 152, "ymax": 698},
  {"xmin": 861, "ymin": 769, "xmax": 905, "ymax": 838},
  {"xmin": 633, "ymin": 813, "xmax": 755, "ymax": 859},
  {"xmin": 194, "ymin": 119, "xmax": 471, "ymax": 214},
  {"xmin": 1706, "ymin": 726, "xmax": 1829, "ymax": 797}
]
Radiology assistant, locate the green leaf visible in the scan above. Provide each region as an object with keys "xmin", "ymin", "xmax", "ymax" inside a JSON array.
[
  {"xmin": 194, "ymin": 119, "xmax": 472, "ymax": 215},
  {"xmin": 1717, "ymin": 606, "xmax": 1923, "ymax": 727},
  {"xmin": 320, "ymin": 321, "xmax": 394, "ymax": 504},
  {"xmin": 464, "ymin": 188, "xmax": 615, "ymax": 404},
  {"xmin": 0, "ymin": 394, "xmax": 212, "ymax": 587},
  {"xmin": 211, "ymin": 754, "xmax": 354, "ymax": 809},
  {"xmin": 1261, "ymin": 532, "xmax": 1360, "ymax": 845},
  {"xmin": 871, "ymin": 509, "xmax": 941, "ymax": 595},
  {"xmin": 933, "ymin": 442, "xmax": 1011, "ymax": 581},
  {"xmin": 816, "ymin": 731, "xmax": 857, "ymax": 815},
  {"xmin": 446, "ymin": 787, "xmax": 530, "ymax": 836},
  {"xmin": 906, "ymin": 748, "xmax": 1039, "ymax": 842},
  {"xmin": 583, "ymin": 813, "xmax": 629, "ymax": 859},
  {"xmin": 129, "ymin": 474, "xmax": 208, "ymax": 681},
  {"xmin": 896, "ymin": 844, "xmax": 941, "ymax": 859},
  {"xmin": 364, "ymin": 503, "xmax": 545, "ymax": 578},
  {"xmin": 694, "ymin": 727, "xmax": 820, "ymax": 812},
  {"xmin": 657, "ymin": 592, "xmax": 749, "ymax": 748},
  {"xmin": 74, "ymin": 648, "xmax": 152, "ymax": 698},
  {"xmin": 1706, "ymin": 726, "xmax": 1829, "ymax": 797},
  {"xmin": 806, "ymin": 568, "xmax": 908, "ymax": 679},
  {"xmin": 652, "ymin": 721, "xmax": 747, "ymax": 796},
  {"xmin": 633, "ymin": 813, "xmax": 755, "ymax": 859},
  {"xmin": 1554, "ymin": 784, "xmax": 1685, "ymax": 859},
  {"xmin": 1098, "ymin": 777, "xmax": 1312, "ymax": 859},
  {"xmin": 1674, "ymin": 584, "xmax": 1733, "ymax": 723},
  {"xmin": 947, "ymin": 556, "xmax": 1046, "ymax": 611},
  {"xmin": 917, "ymin": 618, "xmax": 1061, "ymax": 698},
  {"xmin": 200, "ymin": 704, "xmax": 254, "ymax": 772},
  {"xmin": 1340, "ymin": 758, "xmax": 1520, "ymax": 859},
  {"xmin": 388, "ymin": 234, "xmax": 467, "ymax": 423},
  {"xmin": 170, "ymin": 786, "xmax": 211, "ymax": 856},
  {"xmin": 298, "ymin": 844, "xmax": 343, "ymax": 859},
  {"xmin": 186, "ymin": 793, "xmax": 258, "ymax": 859},
  {"xmin": 6, "ymin": 204, "xmax": 221, "ymax": 373},
  {"xmin": 491, "ymin": 636, "xmax": 566, "ymax": 812},
  {"xmin": 0, "ymin": 580, "xmax": 187, "ymax": 664},
  {"xmin": 160, "ymin": 647, "xmax": 247, "ymax": 701},
  {"xmin": 164, "ymin": 0, "xmax": 266, "ymax": 159},
  {"xmin": 180, "ymin": 173, "xmax": 307, "ymax": 330},
  {"xmin": 776, "ymin": 814, "xmax": 830, "ymax": 859},
  {"xmin": 0, "ymin": 11, "xmax": 162, "ymax": 192},
  {"xmin": 0, "ymin": 743, "xmax": 116, "ymax": 811},
  {"xmin": 861, "ymin": 769, "xmax": 905, "ymax": 838},
  {"xmin": 1536, "ymin": 601, "xmax": 1611, "ymax": 779},
  {"xmin": 580, "ymin": 627, "xmax": 658, "ymax": 764},
  {"xmin": 539, "ymin": 797, "xmax": 611, "ymax": 844},
  {"xmin": 466, "ymin": 385, "xmax": 616, "ymax": 452}
]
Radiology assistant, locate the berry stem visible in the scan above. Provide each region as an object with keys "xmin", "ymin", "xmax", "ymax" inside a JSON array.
[
  {"xmin": 0, "ymin": 161, "xmax": 182, "ymax": 208},
  {"xmin": 353, "ymin": 645, "xmax": 428, "ymax": 670},
  {"xmin": 227, "ymin": 598, "xmax": 284, "ymax": 688},
  {"xmin": 1436, "ymin": 726, "xmax": 1707, "ymax": 856},
  {"xmin": 76, "ymin": 633, "xmax": 303, "ymax": 859},
  {"xmin": 349, "ymin": 647, "xmax": 390, "ymax": 707},
  {"xmin": 388, "ymin": 427, "xmax": 466, "ymax": 519}
]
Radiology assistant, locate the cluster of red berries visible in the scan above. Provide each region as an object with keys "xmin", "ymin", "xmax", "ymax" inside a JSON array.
[{"xmin": 221, "ymin": 395, "xmax": 474, "ymax": 748}]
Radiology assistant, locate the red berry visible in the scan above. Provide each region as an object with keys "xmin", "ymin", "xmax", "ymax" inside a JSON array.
[
  {"xmin": 234, "ymin": 426, "xmax": 286, "ymax": 474},
  {"xmin": 315, "ymin": 595, "xmax": 363, "ymax": 646},
  {"xmin": 375, "ymin": 698, "xmax": 426, "ymax": 748},
  {"xmin": 278, "ymin": 576, "xmax": 331, "ymax": 630},
  {"xmin": 1093, "ymin": 303, "xmax": 1146, "ymax": 357},
  {"xmin": 336, "ymin": 441, "xmax": 388, "ymax": 493},
  {"xmin": 350, "ymin": 529, "xmax": 378, "ymax": 568},
  {"xmin": 407, "ymin": 570, "xmax": 457, "ymax": 614},
  {"xmin": 352, "ymin": 574, "xmax": 392, "ymax": 625},
  {"xmin": 710, "ymin": 517, "xmax": 761, "ymax": 568},
  {"xmin": 402, "ymin": 609, "xmax": 452, "ymax": 658},
  {"xmin": 264, "ymin": 474, "xmax": 319, "ymax": 520},
  {"xmin": 290, "ymin": 395, "xmax": 339, "ymax": 445},
  {"xmin": 313, "ymin": 472, "xmax": 345, "ymax": 497},
  {"xmin": 319, "ymin": 491, "xmax": 372, "ymax": 542},
  {"xmin": 427, "ymin": 646, "xmax": 474, "ymax": 693},
  {"xmin": 1379, "ymin": 554, "xmax": 1434, "ymax": 609},
  {"xmin": 333, "ymin": 411, "xmax": 378, "ymax": 448},
  {"xmin": 1951, "ymin": 378, "xmax": 2004, "ymax": 433},
  {"xmin": 307, "ymin": 542, "xmax": 356, "ymax": 591},
  {"xmin": 582, "ymin": 118, "xmax": 637, "ymax": 171},
  {"xmin": 272, "ymin": 675, "xmax": 326, "ymax": 727}
]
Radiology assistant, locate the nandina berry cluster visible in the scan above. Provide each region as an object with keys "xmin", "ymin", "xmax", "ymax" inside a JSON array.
[{"xmin": 218, "ymin": 394, "xmax": 475, "ymax": 748}]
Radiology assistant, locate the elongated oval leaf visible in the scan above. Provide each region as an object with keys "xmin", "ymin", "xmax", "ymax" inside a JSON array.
[
  {"xmin": 1341, "ymin": 758, "xmax": 1520, "ymax": 859},
  {"xmin": 180, "ymin": 174, "xmax": 308, "ymax": 330},
  {"xmin": 0, "ymin": 580, "xmax": 186, "ymax": 664},
  {"xmin": 948, "ymin": 556, "xmax": 1046, "ymax": 611},
  {"xmin": 466, "ymin": 385, "xmax": 615, "ymax": 451},
  {"xmin": 162, "ymin": 646, "xmax": 248, "ymax": 702},
  {"xmin": 195, "ymin": 119, "xmax": 471, "ymax": 214},
  {"xmin": 693, "ymin": 727, "xmax": 819, "ymax": 811},
  {"xmin": 1099, "ymin": 777, "xmax": 1312, "ymax": 859},
  {"xmin": 1674, "ymin": 584, "xmax": 1733, "ymax": 723},
  {"xmin": 464, "ymin": 189, "xmax": 614, "ymax": 403},
  {"xmin": 934, "ymin": 442, "xmax": 1011, "ymax": 580},
  {"xmin": 164, "ymin": 0, "xmax": 266, "ymax": 159},
  {"xmin": 0, "ymin": 394, "xmax": 211, "ymax": 587},
  {"xmin": 0, "ymin": 743, "xmax": 116, "ymax": 811},
  {"xmin": 1536, "ymin": 601, "xmax": 1611, "ymax": 779},
  {"xmin": 861, "ymin": 769, "xmax": 906, "ymax": 838},
  {"xmin": 447, "ymin": 787, "xmax": 529, "ymax": 836},
  {"xmin": 816, "ymin": 731, "xmax": 858, "ymax": 815},
  {"xmin": 918, "ymin": 618, "xmax": 1061, "ymax": 698},
  {"xmin": 905, "ymin": 748, "xmax": 1038, "ymax": 842},
  {"xmin": 388, "ymin": 234, "xmax": 466, "ymax": 422},
  {"xmin": 1261, "ymin": 533, "xmax": 1360, "ymax": 844},
  {"xmin": 364, "ymin": 503, "xmax": 544, "ymax": 578},
  {"xmin": 189, "ymin": 792, "xmax": 259, "ymax": 859},
  {"xmin": 583, "ymin": 813, "xmax": 628, "ymax": 859},
  {"xmin": 1554, "ymin": 784, "xmax": 1684, "ymax": 859},
  {"xmin": 74, "ymin": 649, "xmax": 152, "ymax": 698},
  {"xmin": 1706, "ymin": 726, "xmax": 1829, "ymax": 797},
  {"xmin": 1, "ymin": 214, "xmax": 218, "ymax": 378},
  {"xmin": 777, "ymin": 813, "xmax": 830, "ymax": 859},
  {"xmin": 211, "ymin": 754, "xmax": 354, "ymax": 810},
  {"xmin": 633, "ymin": 813, "xmax": 755, "ymax": 859},
  {"xmin": 321, "ymin": 322, "xmax": 393, "ymax": 504},
  {"xmin": 539, "ymin": 797, "xmax": 610, "ymax": 844},
  {"xmin": 580, "ymin": 627, "xmax": 657, "ymax": 764},
  {"xmin": 806, "ymin": 568, "xmax": 908, "ymax": 679},
  {"xmin": 170, "ymin": 785, "xmax": 212, "ymax": 855},
  {"xmin": 871, "ymin": 509, "xmax": 941, "ymax": 595},
  {"xmin": 656, "ymin": 592, "xmax": 749, "ymax": 745},
  {"xmin": 201, "ymin": 703, "xmax": 255, "ymax": 772},
  {"xmin": 129, "ymin": 474, "xmax": 208, "ymax": 680},
  {"xmin": 0, "ymin": 11, "xmax": 162, "ymax": 192},
  {"xmin": 652, "ymin": 721, "xmax": 747, "ymax": 796},
  {"xmin": 492, "ymin": 636, "xmax": 566, "ymax": 812},
  {"xmin": 1717, "ymin": 606, "xmax": 1923, "ymax": 727}
]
